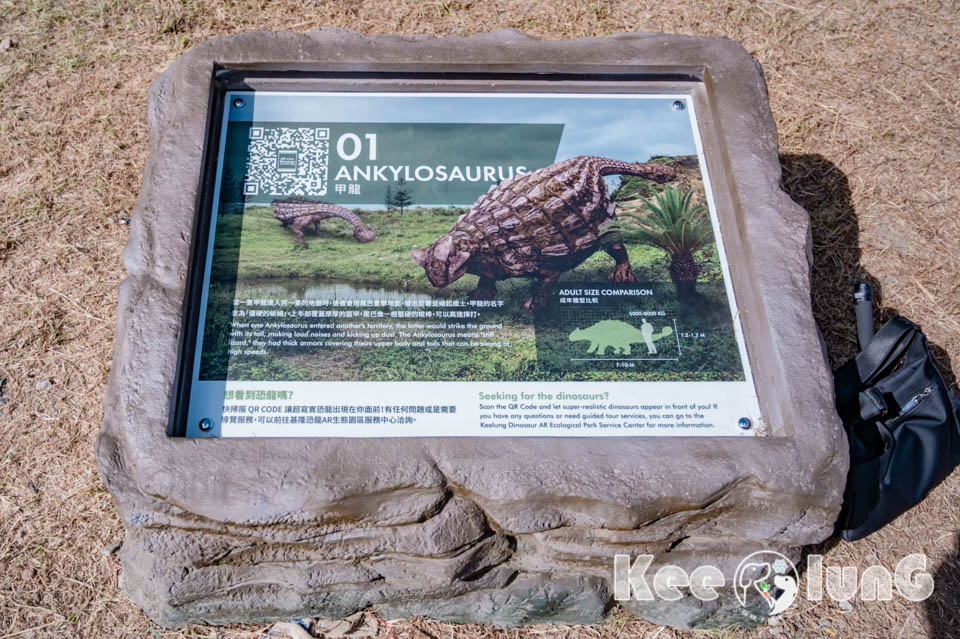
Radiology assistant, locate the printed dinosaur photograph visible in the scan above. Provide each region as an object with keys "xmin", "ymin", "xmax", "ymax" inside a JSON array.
[
  {"xmin": 410, "ymin": 156, "xmax": 676, "ymax": 310},
  {"xmin": 196, "ymin": 93, "xmax": 748, "ymax": 383},
  {"xmin": 271, "ymin": 197, "xmax": 376, "ymax": 244},
  {"xmin": 200, "ymin": 155, "xmax": 744, "ymax": 383}
]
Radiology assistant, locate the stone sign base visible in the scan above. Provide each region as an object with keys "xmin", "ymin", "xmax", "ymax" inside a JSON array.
[{"xmin": 97, "ymin": 29, "xmax": 846, "ymax": 629}]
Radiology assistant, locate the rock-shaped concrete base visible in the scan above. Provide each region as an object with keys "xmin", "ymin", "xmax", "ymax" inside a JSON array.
[
  {"xmin": 97, "ymin": 29, "xmax": 846, "ymax": 628},
  {"xmin": 623, "ymin": 589, "xmax": 771, "ymax": 630}
]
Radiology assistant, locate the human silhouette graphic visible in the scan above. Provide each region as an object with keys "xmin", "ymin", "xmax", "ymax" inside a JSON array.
[{"xmin": 640, "ymin": 319, "xmax": 657, "ymax": 354}]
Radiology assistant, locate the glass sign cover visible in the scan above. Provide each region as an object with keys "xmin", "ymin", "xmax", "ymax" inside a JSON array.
[{"xmin": 176, "ymin": 89, "xmax": 762, "ymax": 438}]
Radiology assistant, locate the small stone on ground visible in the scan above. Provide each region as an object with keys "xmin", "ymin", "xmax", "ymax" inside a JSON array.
[
  {"xmin": 270, "ymin": 612, "xmax": 381, "ymax": 638},
  {"xmin": 268, "ymin": 622, "xmax": 313, "ymax": 639},
  {"xmin": 35, "ymin": 379, "xmax": 52, "ymax": 391},
  {"xmin": 312, "ymin": 612, "xmax": 379, "ymax": 637}
]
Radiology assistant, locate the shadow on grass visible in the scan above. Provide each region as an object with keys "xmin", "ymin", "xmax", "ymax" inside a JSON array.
[
  {"xmin": 926, "ymin": 535, "xmax": 960, "ymax": 638},
  {"xmin": 781, "ymin": 153, "xmax": 960, "ymax": 637}
]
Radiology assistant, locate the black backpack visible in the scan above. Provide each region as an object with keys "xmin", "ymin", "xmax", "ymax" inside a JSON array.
[{"xmin": 834, "ymin": 290, "xmax": 960, "ymax": 541}]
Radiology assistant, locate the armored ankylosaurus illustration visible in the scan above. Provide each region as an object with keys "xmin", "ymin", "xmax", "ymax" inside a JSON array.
[
  {"xmin": 271, "ymin": 197, "xmax": 376, "ymax": 244},
  {"xmin": 411, "ymin": 156, "xmax": 676, "ymax": 309}
]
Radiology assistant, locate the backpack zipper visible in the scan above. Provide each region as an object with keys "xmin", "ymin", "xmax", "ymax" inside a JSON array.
[{"xmin": 897, "ymin": 386, "xmax": 933, "ymax": 417}]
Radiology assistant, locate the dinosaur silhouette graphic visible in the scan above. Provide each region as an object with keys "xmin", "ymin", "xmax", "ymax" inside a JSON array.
[{"xmin": 569, "ymin": 319, "xmax": 673, "ymax": 356}]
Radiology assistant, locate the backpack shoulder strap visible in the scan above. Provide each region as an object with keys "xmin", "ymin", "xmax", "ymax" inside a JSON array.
[{"xmin": 855, "ymin": 316, "xmax": 919, "ymax": 385}]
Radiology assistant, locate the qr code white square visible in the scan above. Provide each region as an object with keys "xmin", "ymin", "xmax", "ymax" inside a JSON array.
[{"xmin": 244, "ymin": 127, "xmax": 329, "ymax": 196}]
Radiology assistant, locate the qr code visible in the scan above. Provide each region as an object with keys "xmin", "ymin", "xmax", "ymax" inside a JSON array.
[{"xmin": 243, "ymin": 126, "xmax": 329, "ymax": 197}]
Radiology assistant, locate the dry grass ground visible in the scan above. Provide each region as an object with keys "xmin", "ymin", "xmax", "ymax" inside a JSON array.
[{"xmin": 0, "ymin": 1, "xmax": 958, "ymax": 637}]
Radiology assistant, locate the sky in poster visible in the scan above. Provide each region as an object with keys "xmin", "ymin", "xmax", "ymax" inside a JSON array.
[{"xmin": 230, "ymin": 92, "xmax": 700, "ymax": 175}]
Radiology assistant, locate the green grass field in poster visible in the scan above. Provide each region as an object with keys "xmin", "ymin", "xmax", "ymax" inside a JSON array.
[{"xmin": 199, "ymin": 205, "xmax": 744, "ymax": 382}]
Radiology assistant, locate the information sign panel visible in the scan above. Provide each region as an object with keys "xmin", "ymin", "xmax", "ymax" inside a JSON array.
[{"xmin": 175, "ymin": 87, "xmax": 762, "ymax": 437}]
